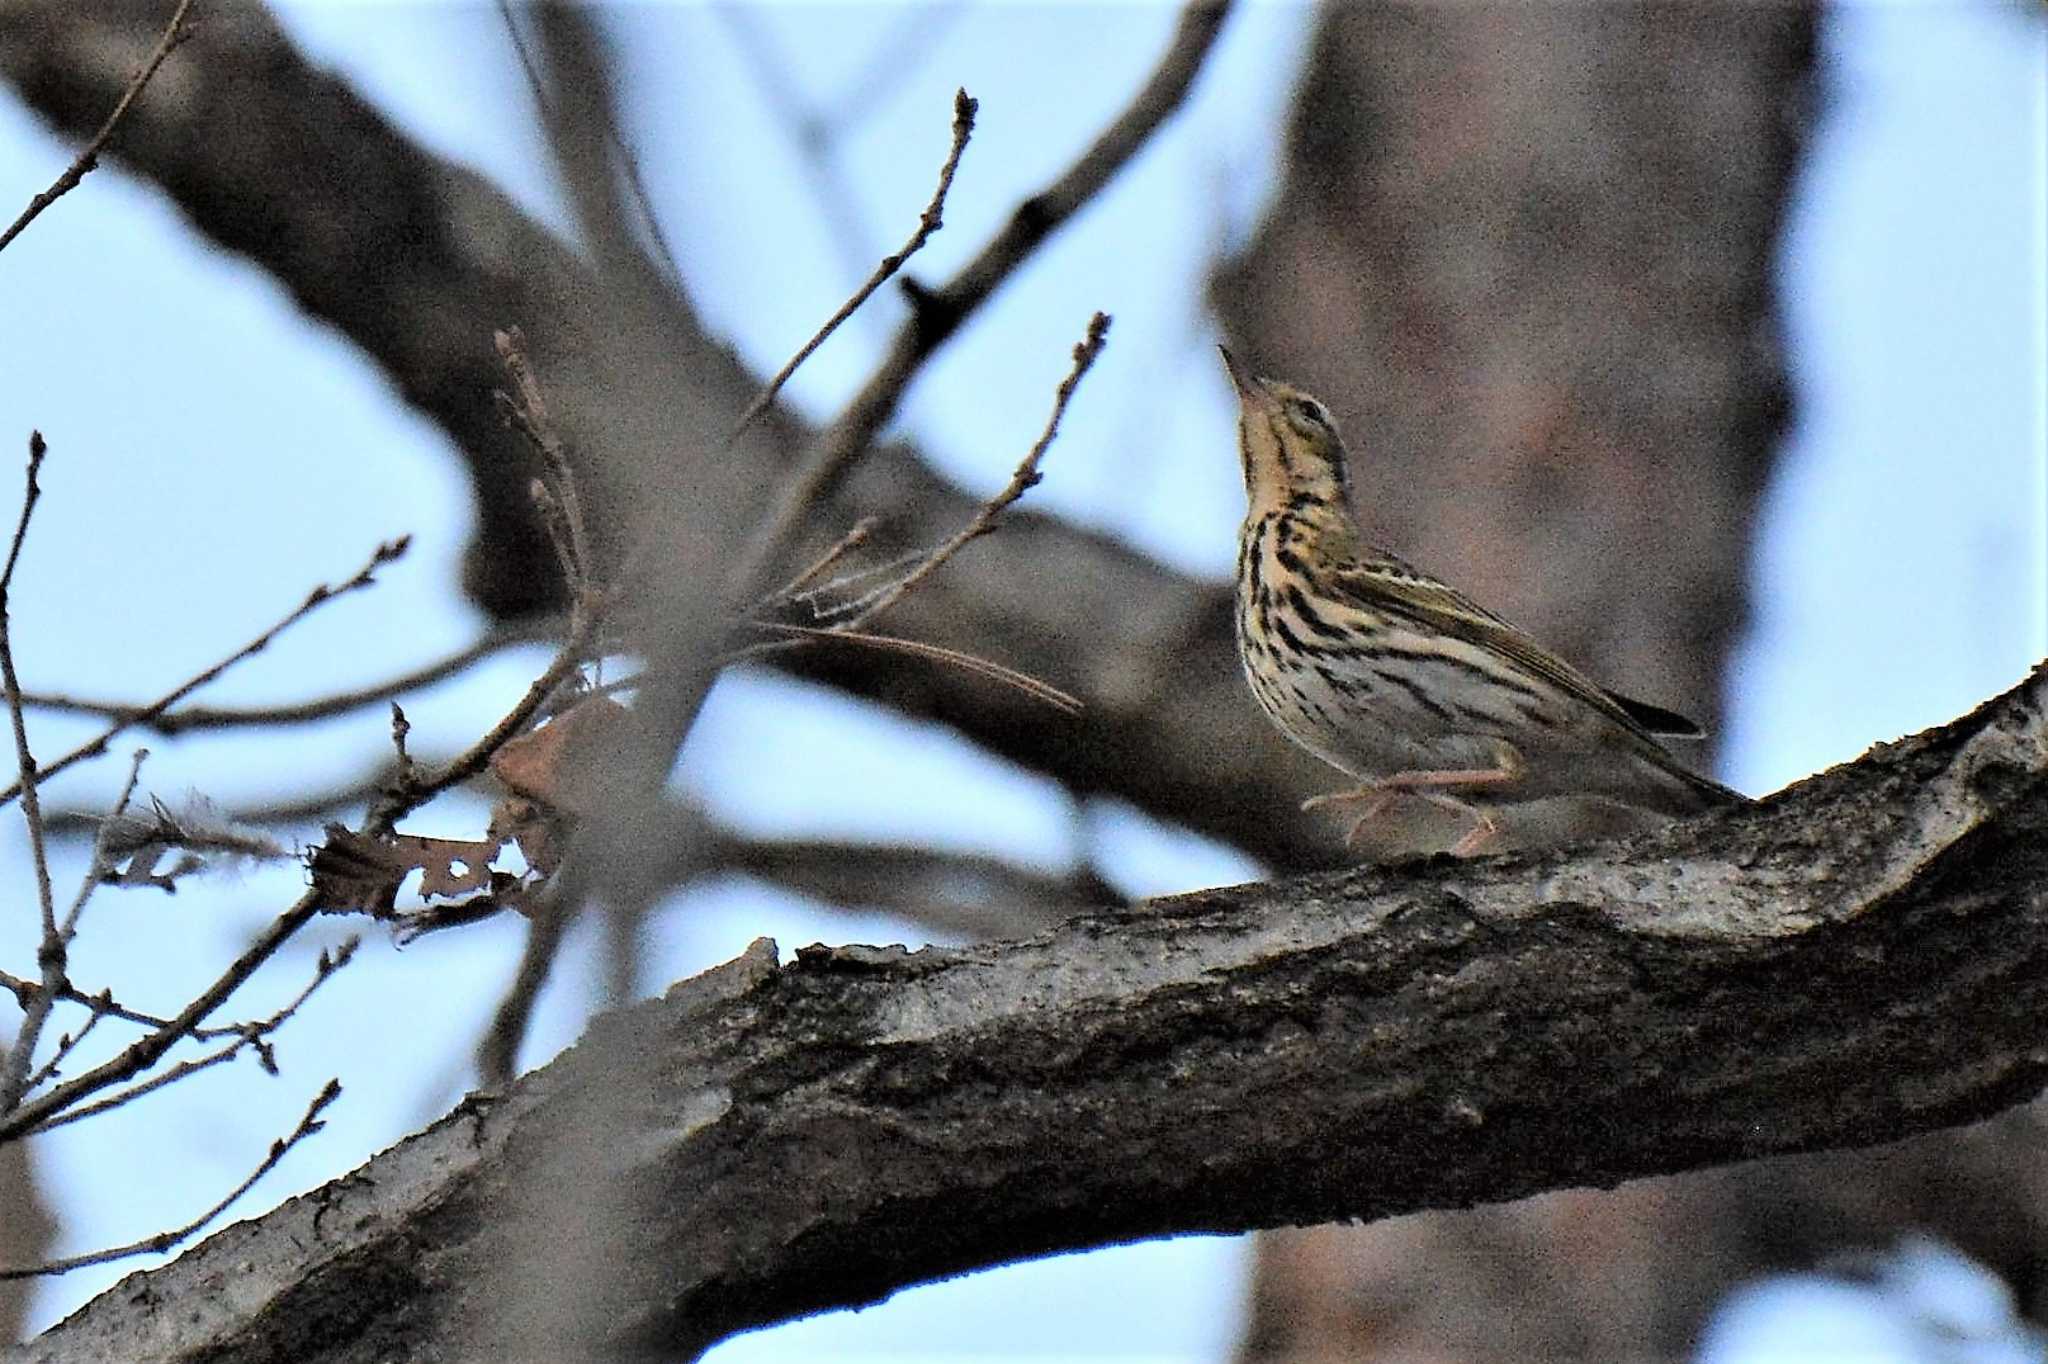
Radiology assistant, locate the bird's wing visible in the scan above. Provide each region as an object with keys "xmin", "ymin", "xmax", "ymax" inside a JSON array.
[{"xmin": 1329, "ymin": 552, "xmax": 1692, "ymax": 739}]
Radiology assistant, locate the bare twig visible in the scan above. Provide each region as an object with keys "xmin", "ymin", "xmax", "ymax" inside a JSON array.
[
  {"xmin": 1, "ymin": 928, "xmax": 355, "ymax": 1070},
  {"xmin": 0, "ymin": 889, "xmax": 317, "ymax": 1142},
  {"xmin": 359, "ymin": 338, "xmax": 607, "ymax": 836},
  {"xmin": 730, "ymin": 0, "xmax": 1230, "ymax": 595},
  {"xmin": 0, "ymin": 537, "xmax": 413, "ymax": 811},
  {"xmin": 712, "ymin": 6, "xmax": 888, "ymax": 309},
  {"xmin": 0, "ymin": 433, "xmax": 62, "ymax": 1118},
  {"xmin": 37, "ymin": 932, "xmax": 355, "ymax": 1131},
  {"xmin": 366, "ymin": 608, "xmax": 598, "ymax": 839},
  {"xmin": 477, "ymin": 885, "xmax": 567, "ymax": 1088},
  {"xmin": 492, "ymin": 0, "xmax": 684, "ymax": 291},
  {"xmin": 8, "ymin": 748, "xmax": 156, "ymax": 1100},
  {"xmin": 0, "ymin": 0, "xmax": 198, "ymax": 256},
  {"xmin": 754, "ymin": 516, "xmax": 882, "ymax": 611},
  {"xmin": 725, "ymin": 315, "xmax": 1109, "ymax": 721},
  {"xmin": 31, "ymin": 1035, "xmax": 245, "ymax": 1133},
  {"xmin": 729, "ymin": 88, "xmax": 979, "ymax": 444},
  {"xmin": 16, "ymin": 628, "xmax": 538, "ymax": 733},
  {"xmin": 60, "ymin": 745, "xmax": 149, "ymax": 931},
  {"xmin": 746, "ymin": 623, "xmax": 1081, "ymax": 715},
  {"xmin": 0, "ymin": 973, "xmax": 170, "ymax": 1033},
  {"xmin": 494, "ymin": 327, "xmax": 592, "ymax": 599},
  {"xmin": 22, "ymin": 1001, "xmax": 110, "ymax": 1095},
  {"xmin": 839, "ymin": 312, "xmax": 1110, "ymax": 629},
  {"xmin": 788, "ymin": 549, "xmax": 933, "ymax": 621},
  {"xmin": 0, "ymin": 902, "xmax": 357, "ymax": 1143},
  {"xmin": 0, "ymin": 1078, "xmax": 341, "ymax": 1281}
]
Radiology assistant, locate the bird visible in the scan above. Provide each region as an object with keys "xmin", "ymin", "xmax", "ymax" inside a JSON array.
[{"xmin": 1220, "ymin": 347, "xmax": 1744, "ymax": 855}]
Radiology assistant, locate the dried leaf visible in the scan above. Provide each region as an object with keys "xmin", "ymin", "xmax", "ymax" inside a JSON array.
[
  {"xmin": 309, "ymin": 825, "xmax": 503, "ymax": 916},
  {"xmin": 489, "ymin": 696, "xmax": 631, "ymax": 820},
  {"xmin": 399, "ymin": 834, "xmax": 501, "ymax": 899},
  {"xmin": 489, "ymin": 794, "xmax": 567, "ymax": 878},
  {"xmin": 309, "ymin": 826, "xmax": 405, "ymax": 915}
]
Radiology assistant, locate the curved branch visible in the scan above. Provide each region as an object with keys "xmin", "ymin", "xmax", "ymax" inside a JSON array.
[
  {"xmin": 16, "ymin": 627, "xmax": 541, "ymax": 734},
  {"xmin": 16, "ymin": 665, "xmax": 2048, "ymax": 1362}
]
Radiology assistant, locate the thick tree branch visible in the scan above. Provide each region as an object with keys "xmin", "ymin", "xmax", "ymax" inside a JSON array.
[{"xmin": 15, "ymin": 665, "xmax": 2048, "ymax": 1363}]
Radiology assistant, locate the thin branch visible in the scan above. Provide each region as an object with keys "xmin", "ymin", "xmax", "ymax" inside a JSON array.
[
  {"xmin": 493, "ymin": 327, "xmax": 592, "ymax": 599},
  {"xmin": 365, "ymin": 605, "xmax": 597, "ymax": 840},
  {"xmin": 15, "ymin": 628, "xmax": 537, "ymax": 734},
  {"xmin": 746, "ymin": 623, "xmax": 1081, "ymax": 715},
  {"xmin": 712, "ymin": 6, "xmax": 888, "ymax": 310},
  {"xmin": 492, "ymin": 0, "xmax": 685, "ymax": 292},
  {"xmin": 32, "ymin": 1035, "xmax": 246, "ymax": 1133},
  {"xmin": 0, "ymin": 537, "xmax": 413, "ymax": 811},
  {"xmin": 57, "ymin": 744, "xmax": 148, "ymax": 941},
  {"xmin": 476, "ymin": 885, "xmax": 567, "ymax": 1088},
  {"xmin": 0, "ymin": 0, "xmax": 198, "ymax": 256},
  {"xmin": 723, "ymin": 315, "xmax": 1108, "ymax": 722},
  {"xmin": 30, "ymin": 931, "xmax": 356, "ymax": 1135},
  {"xmin": 729, "ymin": 88, "xmax": 978, "ymax": 444},
  {"xmin": 839, "ymin": 312, "xmax": 1110, "ymax": 630},
  {"xmin": 0, "ymin": 896, "xmax": 359, "ymax": 1143},
  {"xmin": 0, "ymin": 973, "xmax": 169, "ymax": 1033},
  {"xmin": 0, "ymin": 1078, "xmax": 340, "ymax": 1281},
  {"xmin": 0, "ymin": 432, "xmax": 62, "ymax": 1119},
  {"xmin": 22, "ymin": 1002, "xmax": 110, "ymax": 1096},
  {"xmin": 755, "ymin": 515, "xmax": 882, "ymax": 611},
  {"xmin": 1, "ymin": 924, "xmax": 355, "ymax": 1104},
  {"xmin": 786, "ymin": 548, "xmax": 933, "ymax": 621},
  {"xmin": 16, "ymin": 749, "xmax": 155, "ymax": 1094},
  {"xmin": 0, "ymin": 890, "xmax": 320, "ymax": 1142},
  {"xmin": 729, "ymin": 0, "xmax": 1230, "ymax": 597}
]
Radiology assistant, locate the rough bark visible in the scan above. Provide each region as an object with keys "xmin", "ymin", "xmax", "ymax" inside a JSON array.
[
  {"xmin": 10, "ymin": 663, "xmax": 2048, "ymax": 1364},
  {"xmin": 0, "ymin": 0, "xmax": 1357, "ymax": 874}
]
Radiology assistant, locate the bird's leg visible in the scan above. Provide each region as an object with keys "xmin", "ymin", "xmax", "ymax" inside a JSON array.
[
  {"xmin": 1297, "ymin": 786, "xmax": 1400, "ymax": 846},
  {"xmin": 1302, "ymin": 742, "xmax": 1525, "ymax": 852},
  {"xmin": 1447, "ymin": 804, "xmax": 1503, "ymax": 857}
]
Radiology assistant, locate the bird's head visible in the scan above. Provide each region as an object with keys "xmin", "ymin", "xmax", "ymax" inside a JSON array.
[{"xmin": 1219, "ymin": 347, "xmax": 1350, "ymax": 513}]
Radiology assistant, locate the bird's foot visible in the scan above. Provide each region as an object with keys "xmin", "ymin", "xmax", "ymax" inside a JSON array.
[{"xmin": 1303, "ymin": 742, "xmax": 1524, "ymax": 854}]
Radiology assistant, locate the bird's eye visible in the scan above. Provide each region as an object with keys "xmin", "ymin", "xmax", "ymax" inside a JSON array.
[{"xmin": 1287, "ymin": 398, "xmax": 1332, "ymax": 432}]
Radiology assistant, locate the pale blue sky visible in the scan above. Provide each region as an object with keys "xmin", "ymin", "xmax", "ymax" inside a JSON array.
[{"xmin": 0, "ymin": 4, "xmax": 2042, "ymax": 1358}]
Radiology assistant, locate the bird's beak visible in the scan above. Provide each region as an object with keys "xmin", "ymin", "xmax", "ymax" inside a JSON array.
[{"xmin": 1218, "ymin": 345, "xmax": 1261, "ymax": 400}]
